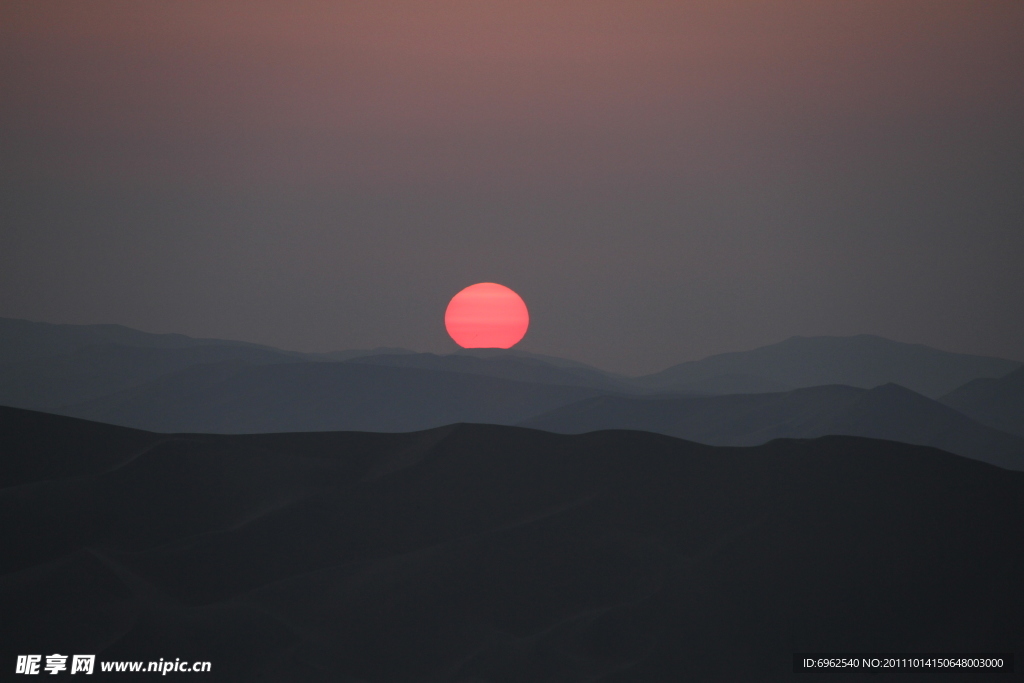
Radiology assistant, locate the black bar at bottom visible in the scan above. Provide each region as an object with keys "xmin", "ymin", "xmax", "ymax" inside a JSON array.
[{"xmin": 794, "ymin": 654, "xmax": 1013, "ymax": 673}]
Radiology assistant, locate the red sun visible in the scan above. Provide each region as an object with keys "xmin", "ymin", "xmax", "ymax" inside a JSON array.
[{"xmin": 445, "ymin": 283, "xmax": 530, "ymax": 349}]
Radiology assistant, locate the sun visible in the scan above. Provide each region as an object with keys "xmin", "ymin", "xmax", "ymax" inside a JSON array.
[{"xmin": 445, "ymin": 283, "xmax": 529, "ymax": 349}]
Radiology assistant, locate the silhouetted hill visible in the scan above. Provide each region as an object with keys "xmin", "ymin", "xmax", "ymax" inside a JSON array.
[
  {"xmin": 940, "ymin": 366, "xmax": 1024, "ymax": 438},
  {"xmin": 0, "ymin": 317, "xmax": 288, "ymax": 364},
  {"xmin": 0, "ymin": 343, "xmax": 295, "ymax": 411},
  {"xmin": 636, "ymin": 335, "xmax": 1020, "ymax": 397},
  {"xmin": 345, "ymin": 351, "xmax": 637, "ymax": 393},
  {"xmin": 523, "ymin": 383, "xmax": 1024, "ymax": 471},
  {"xmin": 0, "ymin": 406, "xmax": 157, "ymax": 488},
  {"xmin": 455, "ymin": 346, "xmax": 635, "ymax": 376},
  {"xmin": 55, "ymin": 361, "xmax": 606, "ymax": 433},
  {"xmin": 316, "ymin": 346, "xmax": 418, "ymax": 361},
  {"xmin": 0, "ymin": 319, "xmax": 636, "ymax": 417},
  {"xmin": 1, "ymin": 406, "xmax": 1021, "ymax": 681}
]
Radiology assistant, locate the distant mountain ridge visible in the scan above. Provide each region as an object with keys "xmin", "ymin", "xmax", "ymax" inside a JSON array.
[
  {"xmin": 0, "ymin": 342, "xmax": 297, "ymax": 411},
  {"xmin": 940, "ymin": 366, "xmax": 1024, "ymax": 438},
  {"xmin": 55, "ymin": 360, "xmax": 607, "ymax": 434},
  {"xmin": 0, "ymin": 317, "xmax": 293, "ymax": 364},
  {"xmin": 345, "ymin": 351, "xmax": 637, "ymax": 393},
  {"xmin": 0, "ymin": 317, "xmax": 630, "ymax": 407},
  {"xmin": 637, "ymin": 334, "xmax": 1020, "ymax": 397},
  {"xmin": 522, "ymin": 383, "xmax": 1024, "ymax": 471},
  {"xmin": 2, "ymin": 318, "xmax": 1022, "ymax": 462}
]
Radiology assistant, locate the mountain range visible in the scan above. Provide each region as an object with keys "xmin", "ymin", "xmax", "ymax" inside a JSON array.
[
  {"xmin": 1, "ymin": 318, "xmax": 1021, "ymax": 464},
  {"xmin": 636, "ymin": 333, "xmax": 1019, "ymax": 397}
]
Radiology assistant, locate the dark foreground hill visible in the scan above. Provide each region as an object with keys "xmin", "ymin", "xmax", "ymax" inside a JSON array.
[
  {"xmin": 941, "ymin": 366, "xmax": 1024, "ymax": 438},
  {"xmin": 2, "ymin": 407, "xmax": 1022, "ymax": 681},
  {"xmin": 523, "ymin": 383, "xmax": 1024, "ymax": 471}
]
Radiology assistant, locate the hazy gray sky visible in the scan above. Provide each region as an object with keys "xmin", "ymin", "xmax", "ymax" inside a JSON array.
[{"xmin": 2, "ymin": 1, "xmax": 1022, "ymax": 374}]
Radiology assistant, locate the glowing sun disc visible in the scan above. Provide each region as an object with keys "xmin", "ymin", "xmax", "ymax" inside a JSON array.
[{"xmin": 445, "ymin": 283, "xmax": 529, "ymax": 349}]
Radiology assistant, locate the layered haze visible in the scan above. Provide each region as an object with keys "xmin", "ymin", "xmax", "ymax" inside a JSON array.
[
  {"xmin": 2, "ymin": 1, "xmax": 1022, "ymax": 373},
  {"xmin": 1, "ymin": 319, "xmax": 1020, "ymax": 469}
]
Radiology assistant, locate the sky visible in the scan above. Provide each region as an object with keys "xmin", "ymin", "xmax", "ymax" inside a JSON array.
[{"xmin": 1, "ymin": 0, "xmax": 1022, "ymax": 375}]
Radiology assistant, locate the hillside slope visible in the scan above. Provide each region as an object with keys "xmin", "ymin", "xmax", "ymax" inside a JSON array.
[{"xmin": 2, "ymin": 406, "xmax": 1021, "ymax": 681}]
